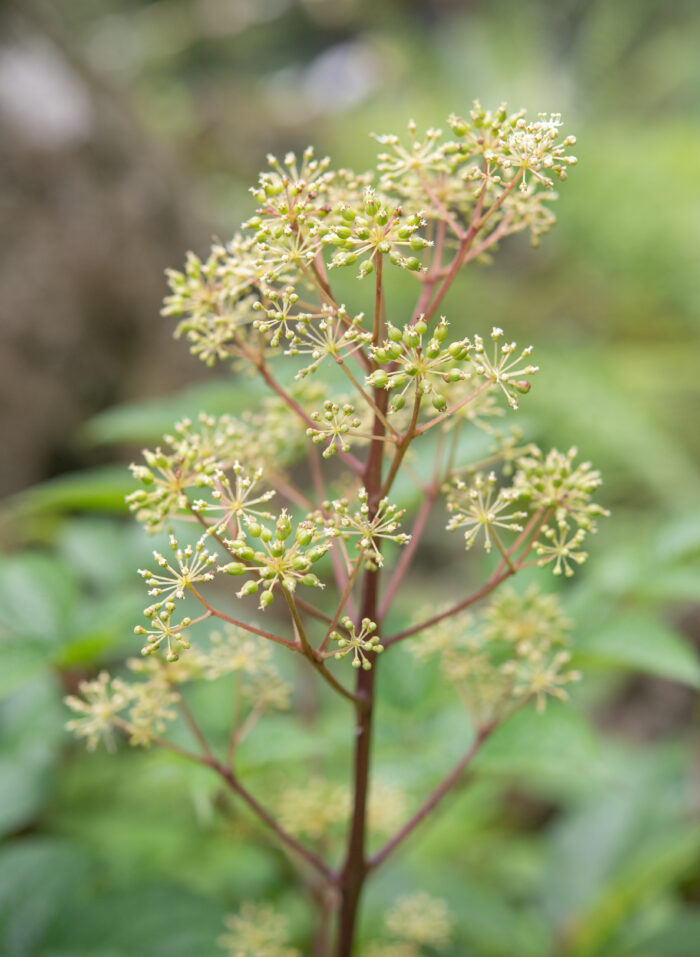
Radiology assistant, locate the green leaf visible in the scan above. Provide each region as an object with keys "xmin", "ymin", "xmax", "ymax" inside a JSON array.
[
  {"xmin": 476, "ymin": 704, "xmax": 599, "ymax": 795},
  {"xmin": 5, "ymin": 467, "xmax": 133, "ymax": 518},
  {"xmin": 46, "ymin": 884, "xmax": 225, "ymax": 957},
  {"xmin": 82, "ymin": 379, "xmax": 266, "ymax": 446},
  {"xmin": 0, "ymin": 554, "xmax": 78, "ymax": 644},
  {"xmin": 566, "ymin": 826, "xmax": 700, "ymax": 957},
  {"xmin": 0, "ymin": 677, "xmax": 66, "ymax": 836},
  {"xmin": 575, "ymin": 614, "xmax": 700, "ymax": 689},
  {"xmin": 0, "ymin": 839, "xmax": 92, "ymax": 957}
]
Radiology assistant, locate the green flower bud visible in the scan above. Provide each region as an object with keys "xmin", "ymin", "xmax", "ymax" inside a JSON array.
[
  {"xmin": 368, "ymin": 370, "xmax": 389, "ymax": 389},
  {"xmin": 403, "ymin": 327, "xmax": 421, "ymax": 348},
  {"xmin": 449, "ymin": 342, "xmax": 468, "ymax": 359},
  {"xmin": 435, "ymin": 320, "xmax": 449, "ymax": 341},
  {"xmin": 260, "ymin": 527, "xmax": 273, "ymax": 542},
  {"xmin": 234, "ymin": 545, "xmax": 255, "ymax": 561},
  {"xmin": 259, "ymin": 589, "xmax": 274, "ymax": 608},
  {"xmin": 426, "ymin": 340, "xmax": 441, "ymax": 359},
  {"xmin": 390, "ymin": 395, "xmax": 406, "ymax": 412},
  {"xmin": 239, "ymin": 580, "xmax": 259, "ymax": 597},
  {"xmin": 224, "ymin": 562, "xmax": 248, "ymax": 576},
  {"xmin": 405, "ymin": 257, "xmax": 421, "ymax": 271},
  {"xmin": 387, "ymin": 324, "xmax": 402, "ymax": 342},
  {"xmin": 270, "ymin": 540, "xmax": 286, "ymax": 557},
  {"xmin": 247, "ymin": 522, "xmax": 262, "ymax": 537},
  {"xmin": 308, "ymin": 546, "xmax": 327, "ymax": 563},
  {"xmin": 513, "ymin": 379, "xmax": 532, "ymax": 395},
  {"xmin": 432, "ymin": 393, "xmax": 448, "ymax": 411},
  {"xmin": 375, "ymin": 209, "xmax": 389, "ymax": 226},
  {"xmin": 301, "ymin": 573, "xmax": 322, "ymax": 587},
  {"xmin": 295, "ymin": 525, "xmax": 313, "ymax": 547},
  {"xmin": 292, "ymin": 556, "xmax": 311, "ymax": 572},
  {"xmin": 276, "ymin": 513, "xmax": 292, "ymax": 540}
]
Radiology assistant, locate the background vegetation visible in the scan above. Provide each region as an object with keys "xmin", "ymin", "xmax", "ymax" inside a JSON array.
[{"xmin": 1, "ymin": 1, "xmax": 698, "ymax": 954}]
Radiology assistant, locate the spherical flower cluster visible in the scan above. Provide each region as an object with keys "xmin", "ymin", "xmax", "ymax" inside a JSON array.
[
  {"xmin": 410, "ymin": 586, "xmax": 579, "ymax": 724},
  {"xmin": 220, "ymin": 509, "xmax": 329, "ymax": 610}
]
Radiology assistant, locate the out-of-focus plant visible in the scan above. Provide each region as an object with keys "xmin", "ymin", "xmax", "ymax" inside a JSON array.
[{"xmin": 66, "ymin": 102, "xmax": 608, "ymax": 956}]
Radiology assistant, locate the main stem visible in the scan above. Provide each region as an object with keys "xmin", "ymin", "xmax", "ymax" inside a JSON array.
[{"xmin": 334, "ymin": 262, "xmax": 388, "ymax": 956}]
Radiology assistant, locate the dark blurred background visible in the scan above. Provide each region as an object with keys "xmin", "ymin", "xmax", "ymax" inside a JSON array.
[{"xmin": 1, "ymin": 1, "xmax": 699, "ymax": 955}]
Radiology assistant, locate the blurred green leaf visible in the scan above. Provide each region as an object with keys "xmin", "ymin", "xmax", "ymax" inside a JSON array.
[
  {"xmin": 566, "ymin": 826, "xmax": 700, "ymax": 957},
  {"xmin": 575, "ymin": 615, "xmax": 700, "ymax": 689},
  {"xmin": 45, "ymin": 883, "xmax": 225, "ymax": 957},
  {"xmin": 6, "ymin": 468, "xmax": 133, "ymax": 518},
  {"xmin": 0, "ymin": 554, "xmax": 78, "ymax": 644},
  {"xmin": 476, "ymin": 704, "xmax": 599, "ymax": 794},
  {"xmin": 82, "ymin": 379, "xmax": 266, "ymax": 446},
  {"xmin": 0, "ymin": 839, "xmax": 92, "ymax": 957}
]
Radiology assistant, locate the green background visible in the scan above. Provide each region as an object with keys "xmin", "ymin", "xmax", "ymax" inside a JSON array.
[{"xmin": 1, "ymin": 1, "xmax": 699, "ymax": 954}]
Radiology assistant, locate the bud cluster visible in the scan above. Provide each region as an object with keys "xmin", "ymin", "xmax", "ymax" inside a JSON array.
[
  {"xmin": 220, "ymin": 509, "xmax": 329, "ymax": 610},
  {"xmin": 410, "ymin": 586, "xmax": 579, "ymax": 724}
]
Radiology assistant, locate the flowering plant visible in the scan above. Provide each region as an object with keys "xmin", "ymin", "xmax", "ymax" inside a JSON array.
[{"xmin": 67, "ymin": 102, "xmax": 606, "ymax": 956}]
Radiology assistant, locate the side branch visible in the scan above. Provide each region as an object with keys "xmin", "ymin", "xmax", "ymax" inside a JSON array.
[
  {"xmin": 383, "ymin": 565, "xmax": 516, "ymax": 647},
  {"xmin": 212, "ymin": 759, "xmax": 336, "ymax": 881},
  {"xmin": 368, "ymin": 722, "xmax": 495, "ymax": 870},
  {"xmin": 379, "ymin": 485, "xmax": 438, "ymax": 619},
  {"xmin": 283, "ymin": 589, "xmax": 362, "ymax": 705}
]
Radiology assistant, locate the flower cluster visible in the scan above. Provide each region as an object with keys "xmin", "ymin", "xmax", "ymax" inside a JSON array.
[
  {"xmin": 446, "ymin": 471, "xmax": 526, "ymax": 553},
  {"xmin": 367, "ymin": 893, "xmax": 453, "ymax": 957},
  {"xmin": 320, "ymin": 186, "xmax": 431, "ymax": 278},
  {"xmin": 470, "ymin": 327, "xmax": 538, "ymax": 411},
  {"xmin": 219, "ymin": 901, "xmax": 299, "ymax": 957},
  {"xmin": 513, "ymin": 446, "xmax": 609, "ymax": 576},
  {"xmin": 320, "ymin": 488, "xmax": 411, "ymax": 568},
  {"xmin": 306, "ymin": 400, "xmax": 363, "ymax": 458},
  {"xmin": 367, "ymin": 316, "xmax": 472, "ymax": 413},
  {"xmin": 330, "ymin": 616, "xmax": 384, "ymax": 670},
  {"xmin": 66, "ymin": 627, "xmax": 290, "ymax": 752},
  {"xmin": 220, "ymin": 509, "xmax": 329, "ymax": 610},
  {"xmin": 277, "ymin": 776, "xmax": 406, "ymax": 843},
  {"xmin": 410, "ymin": 586, "xmax": 579, "ymax": 723},
  {"xmin": 127, "ymin": 384, "xmax": 323, "ymax": 532}
]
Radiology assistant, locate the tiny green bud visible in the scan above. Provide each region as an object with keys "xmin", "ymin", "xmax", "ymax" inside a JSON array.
[
  {"xmin": 368, "ymin": 370, "xmax": 389, "ymax": 389},
  {"xmin": 234, "ymin": 545, "xmax": 255, "ymax": 561},
  {"xmin": 432, "ymin": 393, "xmax": 448, "ymax": 411},
  {"xmin": 259, "ymin": 589, "xmax": 274, "ymax": 608},
  {"xmin": 405, "ymin": 257, "xmax": 421, "ymax": 271},
  {"xmin": 513, "ymin": 379, "xmax": 532, "ymax": 395},
  {"xmin": 276, "ymin": 513, "xmax": 292, "ymax": 540},
  {"xmin": 247, "ymin": 522, "xmax": 262, "ymax": 538},
  {"xmin": 224, "ymin": 562, "xmax": 248, "ymax": 576},
  {"xmin": 239, "ymin": 580, "xmax": 259, "ymax": 597},
  {"xmin": 387, "ymin": 324, "xmax": 402, "ymax": 342}
]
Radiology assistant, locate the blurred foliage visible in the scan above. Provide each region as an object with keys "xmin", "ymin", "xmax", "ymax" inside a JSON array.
[{"xmin": 1, "ymin": 0, "xmax": 699, "ymax": 954}]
